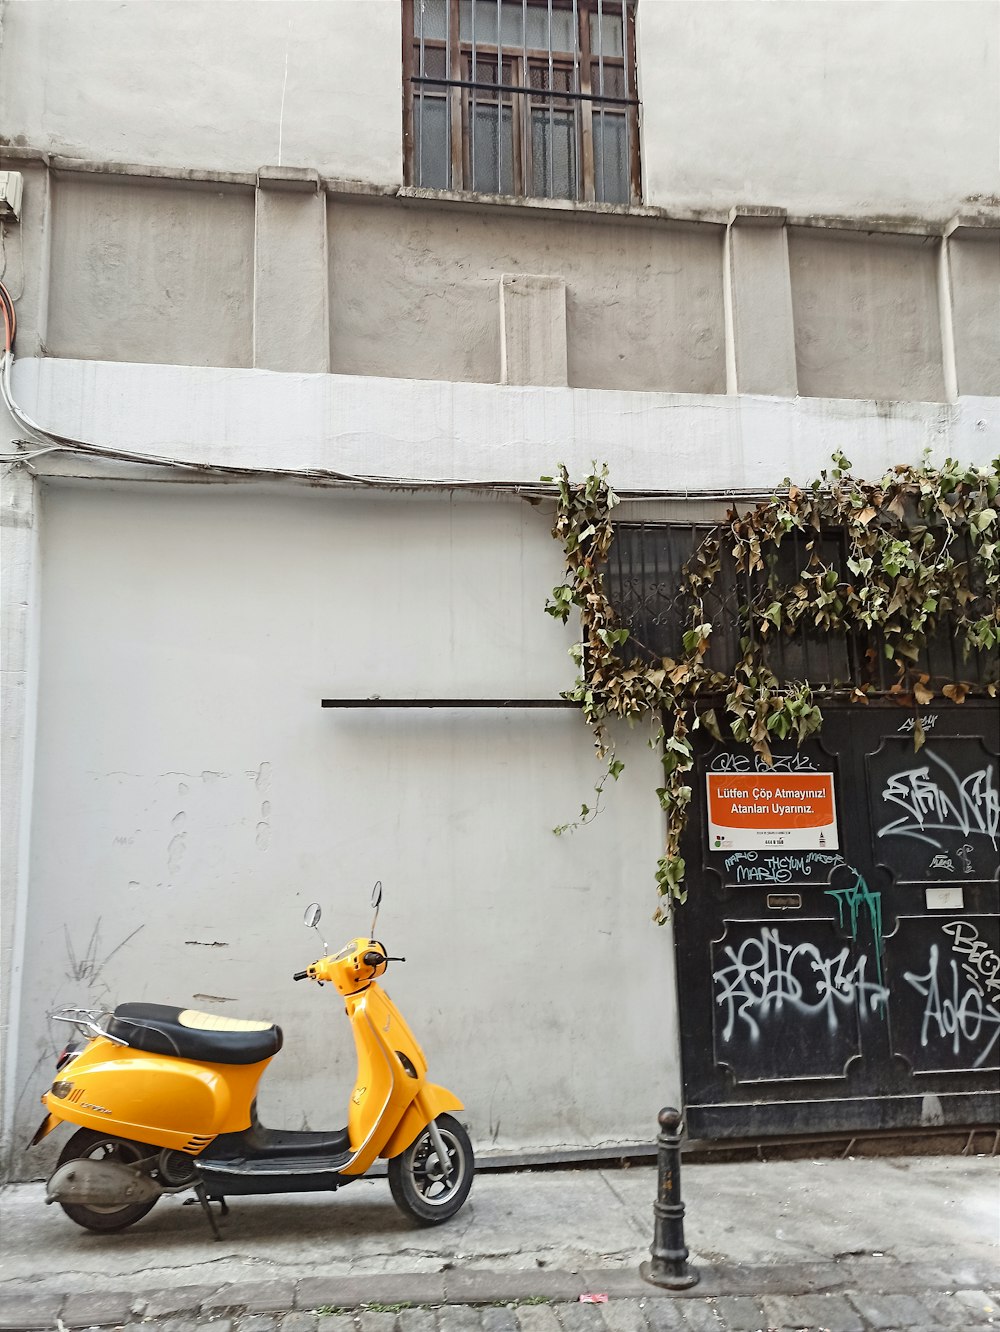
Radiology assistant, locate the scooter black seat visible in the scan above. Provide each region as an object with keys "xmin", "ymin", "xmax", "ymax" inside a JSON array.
[{"xmin": 108, "ymin": 1004, "xmax": 283, "ymax": 1065}]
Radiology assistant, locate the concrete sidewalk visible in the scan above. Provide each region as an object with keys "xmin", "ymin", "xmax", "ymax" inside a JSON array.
[{"xmin": 0, "ymin": 1154, "xmax": 997, "ymax": 1330}]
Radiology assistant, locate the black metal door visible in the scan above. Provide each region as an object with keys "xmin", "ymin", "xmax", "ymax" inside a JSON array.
[{"xmin": 674, "ymin": 702, "xmax": 1000, "ymax": 1139}]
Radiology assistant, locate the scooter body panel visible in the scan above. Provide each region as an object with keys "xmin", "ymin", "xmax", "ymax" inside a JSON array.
[
  {"xmin": 342, "ymin": 983, "xmax": 430, "ymax": 1174},
  {"xmin": 42, "ymin": 1037, "xmax": 272, "ymax": 1151},
  {"xmin": 380, "ymin": 1083, "xmax": 465, "ymax": 1160}
]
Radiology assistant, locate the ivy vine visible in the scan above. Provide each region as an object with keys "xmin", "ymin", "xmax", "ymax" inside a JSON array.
[{"xmin": 545, "ymin": 454, "xmax": 1000, "ymax": 922}]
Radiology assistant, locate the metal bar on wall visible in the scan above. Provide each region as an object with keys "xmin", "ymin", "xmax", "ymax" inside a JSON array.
[
  {"xmin": 419, "ymin": 0, "xmax": 426, "ymax": 185},
  {"xmin": 512, "ymin": 29, "xmax": 524, "ymax": 194},
  {"xmin": 570, "ymin": 0, "xmax": 581, "ymax": 201},
  {"xmin": 402, "ymin": 0, "xmax": 416, "ymax": 184},
  {"xmin": 471, "ymin": 0, "xmax": 478, "ymax": 189},
  {"xmin": 449, "ymin": 0, "xmax": 464, "ymax": 188},
  {"xmin": 626, "ymin": 0, "xmax": 641, "ymax": 202},
  {"xmin": 411, "ymin": 73, "xmax": 638, "ymax": 107},
  {"xmin": 521, "ymin": 0, "xmax": 532, "ymax": 193},
  {"xmin": 547, "ymin": 0, "xmax": 555, "ymax": 197},
  {"xmin": 595, "ymin": 0, "xmax": 605, "ymax": 200},
  {"xmin": 321, "ymin": 699, "xmax": 579, "ymax": 708},
  {"xmin": 497, "ymin": 0, "xmax": 503, "ymax": 193},
  {"xmin": 577, "ymin": 0, "xmax": 595, "ymax": 200}
]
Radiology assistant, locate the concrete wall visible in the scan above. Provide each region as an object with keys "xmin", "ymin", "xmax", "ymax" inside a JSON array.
[
  {"xmin": 2, "ymin": 1, "xmax": 997, "ymax": 219},
  {"xmin": 48, "ymin": 175, "xmax": 255, "ymax": 369},
  {"xmin": 329, "ymin": 201, "xmax": 726, "ymax": 393},
  {"xmin": 788, "ymin": 231, "xmax": 945, "ymax": 402},
  {"xmin": 5, "ymin": 167, "xmax": 1000, "ymax": 398},
  {"xmin": 11, "ymin": 479, "xmax": 673, "ymax": 1167}
]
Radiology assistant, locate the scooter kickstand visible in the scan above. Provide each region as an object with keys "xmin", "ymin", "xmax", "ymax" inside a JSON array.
[{"xmin": 193, "ymin": 1184, "xmax": 224, "ymax": 1241}]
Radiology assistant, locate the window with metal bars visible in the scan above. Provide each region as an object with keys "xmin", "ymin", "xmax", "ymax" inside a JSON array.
[
  {"xmin": 604, "ymin": 524, "xmax": 998, "ymax": 695},
  {"xmin": 402, "ymin": 0, "xmax": 641, "ymax": 204}
]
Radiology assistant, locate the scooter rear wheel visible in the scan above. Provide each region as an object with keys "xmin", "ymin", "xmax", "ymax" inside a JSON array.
[
  {"xmin": 55, "ymin": 1128, "xmax": 159, "ymax": 1232},
  {"xmin": 387, "ymin": 1113, "xmax": 473, "ymax": 1225}
]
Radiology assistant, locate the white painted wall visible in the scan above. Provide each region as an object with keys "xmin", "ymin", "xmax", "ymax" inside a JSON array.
[
  {"xmin": 2, "ymin": 1, "xmax": 996, "ymax": 218},
  {"xmin": 0, "ymin": 0, "xmax": 403, "ymax": 185},
  {"xmin": 13, "ymin": 358, "xmax": 1000, "ymax": 487},
  {"xmin": 4, "ymin": 332, "xmax": 1000, "ymax": 1175},
  {"xmin": 11, "ymin": 478, "xmax": 674, "ymax": 1170},
  {"xmin": 638, "ymin": 0, "xmax": 1000, "ymax": 218}
]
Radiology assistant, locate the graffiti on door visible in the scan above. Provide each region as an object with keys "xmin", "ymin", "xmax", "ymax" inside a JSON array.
[
  {"xmin": 680, "ymin": 709, "xmax": 999, "ymax": 1137},
  {"xmin": 710, "ymin": 910, "xmax": 889, "ymax": 1082},
  {"xmin": 713, "ymin": 926, "xmax": 889, "ymax": 1043},
  {"xmin": 886, "ymin": 915, "xmax": 1000, "ymax": 1072},
  {"xmin": 870, "ymin": 738, "xmax": 999, "ymax": 882}
]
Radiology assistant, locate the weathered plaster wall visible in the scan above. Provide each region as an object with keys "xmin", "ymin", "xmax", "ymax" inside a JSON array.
[
  {"xmin": 788, "ymin": 231, "xmax": 946, "ymax": 402},
  {"xmin": 47, "ymin": 176, "xmax": 255, "ymax": 369},
  {"xmin": 3, "ymin": 2, "xmax": 996, "ymax": 219},
  {"xmin": 329, "ymin": 201, "xmax": 726, "ymax": 392},
  {"xmin": 638, "ymin": 0, "xmax": 1000, "ymax": 218},
  {"xmin": 0, "ymin": 0, "xmax": 403, "ymax": 186},
  {"xmin": 11, "ymin": 480, "xmax": 674, "ymax": 1170},
  {"xmin": 947, "ymin": 236, "xmax": 1000, "ymax": 398},
  {"xmin": 16, "ymin": 169, "xmax": 994, "ymax": 400}
]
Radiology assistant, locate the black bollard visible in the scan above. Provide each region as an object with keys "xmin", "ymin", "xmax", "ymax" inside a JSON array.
[{"xmin": 639, "ymin": 1106, "xmax": 700, "ymax": 1290}]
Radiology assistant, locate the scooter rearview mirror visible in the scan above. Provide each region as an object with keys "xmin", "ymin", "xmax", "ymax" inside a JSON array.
[
  {"xmin": 370, "ymin": 881, "xmax": 382, "ymax": 938},
  {"xmin": 303, "ymin": 902, "xmax": 329, "ymax": 953}
]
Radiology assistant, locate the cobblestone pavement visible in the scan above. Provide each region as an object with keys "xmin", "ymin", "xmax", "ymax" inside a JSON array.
[
  {"xmin": 2, "ymin": 1289, "xmax": 998, "ymax": 1332},
  {"xmin": 2, "ymin": 1265, "xmax": 997, "ymax": 1332}
]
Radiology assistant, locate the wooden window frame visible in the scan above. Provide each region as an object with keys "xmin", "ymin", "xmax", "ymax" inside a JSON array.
[{"xmin": 402, "ymin": 0, "xmax": 641, "ymax": 205}]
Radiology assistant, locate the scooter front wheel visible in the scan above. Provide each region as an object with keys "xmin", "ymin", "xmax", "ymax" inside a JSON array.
[
  {"xmin": 387, "ymin": 1113, "xmax": 473, "ymax": 1225},
  {"xmin": 54, "ymin": 1128, "xmax": 159, "ymax": 1233}
]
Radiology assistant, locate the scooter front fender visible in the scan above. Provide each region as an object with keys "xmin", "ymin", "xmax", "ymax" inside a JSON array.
[{"xmin": 379, "ymin": 1083, "xmax": 465, "ymax": 1161}]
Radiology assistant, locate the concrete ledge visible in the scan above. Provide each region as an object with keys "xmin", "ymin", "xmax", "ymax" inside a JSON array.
[
  {"xmin": 728, "ymin": 205, "xmax": 788, "ymax": 228},
  {"xmin": 946, "ymin": 212, "xmax": 1000, "ymax": 241},
  {"xmin": 258, "ymin": 165, "xmax": 323, "ymax": 194},
  {"xmin": 3, "ymin": 146, "xmax": 982, "ymax": 237}
]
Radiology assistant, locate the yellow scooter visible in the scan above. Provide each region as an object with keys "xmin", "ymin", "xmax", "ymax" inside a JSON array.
[{"xmin": 32, "ymin": 886, "xmax": 473, "ymax": 1235}]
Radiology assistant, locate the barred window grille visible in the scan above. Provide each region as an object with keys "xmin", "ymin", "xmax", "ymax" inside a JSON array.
[
  {"xmin": 403, "ymin": 0, "xmax": 641, "ymax": 205},
  {"xmin": 604, "ymin": 524, "xmax": 998, "ymax": 695}
]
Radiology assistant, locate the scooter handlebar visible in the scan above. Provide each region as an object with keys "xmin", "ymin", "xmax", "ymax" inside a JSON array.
[{"xmin": 292, "ymin": 970, "xmax": 310, "ymax": 981}]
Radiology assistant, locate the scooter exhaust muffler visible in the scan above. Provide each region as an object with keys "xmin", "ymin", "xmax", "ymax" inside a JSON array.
[{"xmin": 46, "ymin": 1159, "xmax": 162, "ymax": 1208}]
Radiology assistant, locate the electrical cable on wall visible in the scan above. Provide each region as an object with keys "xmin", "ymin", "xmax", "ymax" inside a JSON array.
[{"xmin": 0, "ymin": 276, "xmax": 776, "ymax": 503}]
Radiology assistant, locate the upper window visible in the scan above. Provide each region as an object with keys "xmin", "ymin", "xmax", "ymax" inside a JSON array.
[{"xmin": 402, "ymin": 0, "xmax": 641, "ymax": 205}]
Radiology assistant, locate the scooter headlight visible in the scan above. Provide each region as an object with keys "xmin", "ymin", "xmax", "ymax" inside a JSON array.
[{"xmin": 50, "ymin": 1080, "xmax": 74, "ymax": 1099}]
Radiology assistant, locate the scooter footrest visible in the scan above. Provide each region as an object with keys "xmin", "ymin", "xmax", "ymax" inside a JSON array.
[{"xmin": 194, "ymin": 1152, "xmax": 353, "ymax": 1196}]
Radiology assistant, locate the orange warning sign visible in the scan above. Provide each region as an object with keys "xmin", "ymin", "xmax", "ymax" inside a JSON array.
[{"xmin": 707, "ymin": 773, "xmax": 838, "ymax": 850}]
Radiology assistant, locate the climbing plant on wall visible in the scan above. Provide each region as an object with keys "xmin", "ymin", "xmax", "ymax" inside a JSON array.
[{"xmin": 544, "ymin": 454, "xmax": 1000, "ymax": 922}]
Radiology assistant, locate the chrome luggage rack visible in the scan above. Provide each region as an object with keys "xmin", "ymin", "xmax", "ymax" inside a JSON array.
[{"xmin": 50, "ymin": 1006, "xmax": 129, "ymax": 1047}]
